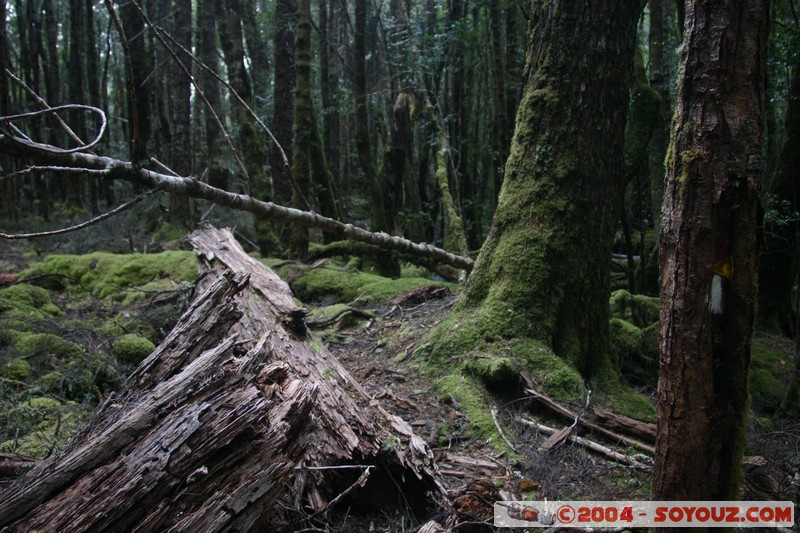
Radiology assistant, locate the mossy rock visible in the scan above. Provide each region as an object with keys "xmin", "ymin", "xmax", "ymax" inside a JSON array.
[
  {"xmin": 281, "ymin": 262, "xmax": 451, "ymax": 304},
  {"xmin": 14, "ymin": 333, "xmax": 83, "ymax": 362},
  {"xmin": 609, "ymin": 290, "xmax": 659, "ymax": 328},
  {"xmin": 609, "ymin": 318, "xmax": 658, "ymax": 387},
  {"xmin": 0, "ymin": 284, "xmax": 61, "ymax": 320},
  {"xmin": 1, "ymin": 358, "xmax": 32, "ymax": 381},
  {"xmin": 21, "ymin": 251, "xmax": 198, "ymax": 301},
  {"xmin": 113, "ymin": 334, "xmax": 156, "ymax": 365},
  {"xmin": 427, "ymin": 309, "xmax": 655, "ymax": 423}
]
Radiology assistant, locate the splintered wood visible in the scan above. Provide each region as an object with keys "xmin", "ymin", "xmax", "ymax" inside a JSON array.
[{"xmin": 0, "ymin": 225, "xmax": 443, "ymax": 532}]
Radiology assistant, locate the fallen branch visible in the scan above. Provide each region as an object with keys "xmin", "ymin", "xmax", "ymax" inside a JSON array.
[
  {"xmin": 519, "ymin": 418, "xmax": 648, "ymax": 468},
  {"xmin": 522, "ymin": 383, "xmax": 654, "ymax": 454},
  {"xmin": 0, "ymin": 134, "xmax": 474, "ymax": 271}
]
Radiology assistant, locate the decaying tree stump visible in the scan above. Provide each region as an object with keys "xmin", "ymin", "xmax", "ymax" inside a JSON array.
[{"xmin": 0, "ymin": 225, "xmax": 444, "ymax": 531}]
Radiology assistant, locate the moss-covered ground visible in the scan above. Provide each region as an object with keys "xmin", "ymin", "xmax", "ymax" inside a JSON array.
[{"xmin": 0, "ymin": 249, "xmax": 197, "ymax": 457}]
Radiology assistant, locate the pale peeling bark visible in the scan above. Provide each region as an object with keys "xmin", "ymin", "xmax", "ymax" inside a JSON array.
[
  {"xmin": 0, "ymin": 226, "xmax": 443, "ymax": 531},
  {"xmin": 655, "ymin": 0, "xmax": 768, "ymax": 501},
  {"xmin": 0, "ymin": 135, "xmax": 473, "ymax": 270}
]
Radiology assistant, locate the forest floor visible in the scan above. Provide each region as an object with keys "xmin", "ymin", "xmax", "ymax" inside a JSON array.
[{"xmin": 0, "ymin": 224, "xmax": 798, "ymax": 532}]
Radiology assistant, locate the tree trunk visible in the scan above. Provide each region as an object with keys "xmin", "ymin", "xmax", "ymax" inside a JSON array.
[
  {"xmin": 168, "ymin": 0, "xmax": 194, "ymax": 226},
  {"xmin": 0, "ymin": 226, "xmax": 443, "ymax": 531},
  {"xmin": 446, "ymin": 0, "xmax": 643, "ymax": 374},
  {"xmin": 354, "ymin": 0, "xmax": 389, "ymax": 234},
  {"xmin": 197, "ymin": 0, "xmax": 226, "ymax": 191},
  {"xmin": 118, "ymin": 0, "xmax": 151, "ymax": 167},
  {"xmin": 489, "ymin": 0, "xmax": 508, "ymax": 210},
  {"xmin": 271, "ymin": 0, "xmax": 296, "ymax": 208},
  {"xmin": 218, "ymin": 0, "xmax": 262, "ymax": 193},
  {"xmin": 289, "ymin": 0, "xmax": 312, "ymax": 260},
  {"xmin": 655, "ymin": 0, "xmax": 768, "ymax": 502}
]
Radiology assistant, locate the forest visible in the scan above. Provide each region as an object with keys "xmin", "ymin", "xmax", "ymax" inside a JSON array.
[{"xmin": 0, "ymin": 0, "xmax": 798, "ymax": 531}]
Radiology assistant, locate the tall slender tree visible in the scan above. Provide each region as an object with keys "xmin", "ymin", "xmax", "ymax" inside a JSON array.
[{"xmin": 655, "ymin": 0, "xmax": 768, "ymax": 501}]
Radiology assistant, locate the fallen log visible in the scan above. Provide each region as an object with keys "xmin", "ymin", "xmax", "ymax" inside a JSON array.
[{"xmin": 0, "ymin": 225, "xmax": 444, "ymax": 531}]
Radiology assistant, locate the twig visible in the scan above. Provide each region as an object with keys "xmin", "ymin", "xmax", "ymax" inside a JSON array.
[
  {"xmin": 4, "ymin": 69, "xmax": 88, "ymax": 149},
  {"xmin": 0, "ymin": 190, "xmax": 153, "ymax": 240},
  {"xmin": 519, "ymin": 417, "xmax": 648, "ymax": 468},
  {"xmin": 293, "ymin": 464, "xmax": 373, "ymax": 471},
  {"xmin": 491, "ymin": 408, "xmax": 517, "ymax": 452},
  {"xmin": 301, "ymin": 466, "xmax": 372, "ymax": 523}
]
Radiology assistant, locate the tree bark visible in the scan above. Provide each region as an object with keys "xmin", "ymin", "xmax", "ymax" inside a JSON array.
[
  {"xmin": 168, "ymin": 0, "xmax": 194, "ymax": 226},
  {"xmin": 271, "ymin": 0, "xmax": 296, "ymax": 208},
  {"xmin": 289, "ymin": 0, "xmax": 313, "ymax": 259},
  {"xmin": 0, "ymin": 226, "xmax": 443, "ymax": 531},
  {"xmin": 451, "ymin": 0, "xmax": 644, "ymax": 374},
  {"xmin": 196, "ymin": 0, "xmax": 226, "ymax": 191},
  {"xmin": 655, "ymin": 0, "xmax": 768, "ymax": 502},
  {"xmin": 354, "ymin": 0, "xmax": 390, "ymax": 234}
]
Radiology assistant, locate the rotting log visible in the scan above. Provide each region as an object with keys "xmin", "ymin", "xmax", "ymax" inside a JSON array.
[{"xmin": 0, "ymin": 225, "xmax": 444, "ymax": 532}]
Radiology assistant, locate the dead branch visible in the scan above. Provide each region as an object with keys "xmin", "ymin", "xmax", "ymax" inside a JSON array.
[
  {"xmin": 519, "ymin": 418, "xmax": 649, "ymax": 468},
  {"xmin": 522, "ymin": 382, "xmax": 654, "ymax": 454},
  {"xmin": 0, "ymin": 133, "xmax": 474, "ymax": 271},
  {"xmin": 0, "ymin": 191, "xmax": 153, "ymax": 239},
  {"xmin": 0, "ymin": 104, "xmax": 106, "ymax": 154}
]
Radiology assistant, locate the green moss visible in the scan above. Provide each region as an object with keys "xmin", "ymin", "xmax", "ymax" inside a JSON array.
[
  {"xmin": 0, "ymin": 284, "xmax": 61, "ymax": 320},
  {"xmin": 1, "ymin": 358, "xmax": 32, "ymax": 381},
  {"xmin": 435, "ymin": 372, "xmax": 507, "ymax": 449},
  {"xmin": 285, "ymin": 262, "xmax": 452, "ymax": 304},
  {"xmin": 38, "ymin": 371, "xmax": 65, "ymax": 392},
  {"xmin": 20, "ymin": 251, "xmax": 198, "ymax": 301},
  {"xmin": 593, "ymin": 359, "xmax": 656, "ymax": 422},
  {"xmin": 14, "ymin": 333, "xmax": 83, "ymax": 360},
  {"xmin": 679, "ymin": 145, "xmax": 704, "ymax": 194},
  {"xmin": 609, "ymin": 290, "xmax": 659, "ymax": 328},
  {"xmin": 113, "ymin": 334, "xmax": 156, "ymax": 365},
  {"xmin": 749, "ymin": 334, "xmax": 794, "ymax": 414},
  {"xmin": 0, "ymin": 399, "xmax": 89, "ymax": 458},
  {"xmin": 400, "ymin": 263, "xmax": 430, "ymax": 279}
]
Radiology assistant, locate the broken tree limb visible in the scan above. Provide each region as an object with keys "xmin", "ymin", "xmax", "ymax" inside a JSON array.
[
  {"xmin": 519, "ymin": 418, "xmax": 649, "ymax": 468},
  {"xmin": 0, "ymin": 225, "xmax": 444, "ymax": 531},
  {"xmin": 523, "ymin": 385, "xmax": 655, "ymax": 454},
  {"xmin": 0, "ymin": 133, "xmax": 473, "ymax": 271}
]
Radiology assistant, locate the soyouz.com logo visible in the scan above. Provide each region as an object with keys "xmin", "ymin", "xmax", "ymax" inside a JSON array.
[{"xmin": 494, "ymin": 501, "xmax": 795, "ymax": 528}]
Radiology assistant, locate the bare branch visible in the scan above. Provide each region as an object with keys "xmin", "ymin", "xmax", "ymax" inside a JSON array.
[
  {"xmin": 0, "ymin": 134, "xmax": 474, "ymax": 271},
  {"xmin": 4, "ymin": 69, "xmax": 87, "ymax": 149},
  {"xmin": 0, "ymin": 104, "xmax": 107, "ymax": 154},
  {"xmin": 0, "ymin": 190, "xmax": 154, "ymax": 240}
]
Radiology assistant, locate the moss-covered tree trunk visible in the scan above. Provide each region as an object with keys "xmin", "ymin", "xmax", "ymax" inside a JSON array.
[
  {"xmin": 288, "ymin": 0, "xmax": 312, "ymax": 260},
  {"xmin": 447, "ymin": 0, "xmax": 643, "ymax": 375},
  {"xmin": 655, "ymin": 0, "xmax": 767, "ymax": 501}
]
